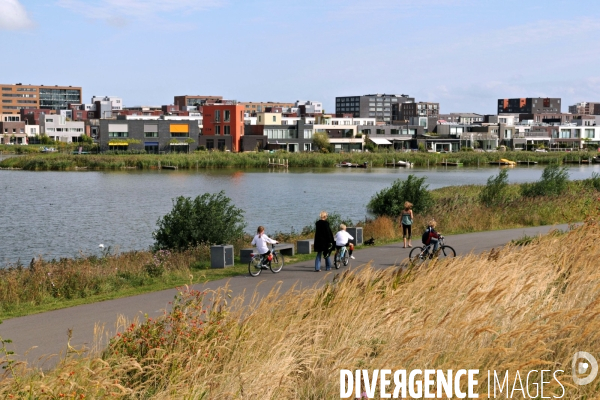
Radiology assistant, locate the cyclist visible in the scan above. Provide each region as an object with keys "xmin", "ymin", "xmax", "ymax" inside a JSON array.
[
  {"xmin": 422, "ymin": 219, "xmax": 441, "ymax": 255},
  {"xmin": 334, "ymin": 223, "xmax": 355, "ymax": 261},
  {"xmin": 251, "ymin": 226, "xmax": 278, "ymax": 268}
]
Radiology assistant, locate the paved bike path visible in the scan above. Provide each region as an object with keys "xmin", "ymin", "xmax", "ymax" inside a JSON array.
[{"xmin": 0, "ymin": 224, "xmax": 569, "ymax": 369}]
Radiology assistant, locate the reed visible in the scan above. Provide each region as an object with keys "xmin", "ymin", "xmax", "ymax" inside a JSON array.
[
  {"xmin": 0, "ymin": 150, "xmax": 593, "ymax": 170},
  {"xmin": 2, "ymin": 217, "xmax": 600, "ymax": 398}
]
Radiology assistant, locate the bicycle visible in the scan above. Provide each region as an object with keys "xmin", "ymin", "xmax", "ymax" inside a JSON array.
[
  {"xmin": 409, "ymin": 235, "xmax": 456, "ymax": 266},
  {"xmin": 333, "ymin": 244, "xmax": 350, "ymax": 269},
  {"xmin": 248, "ymin": 243, "xmax": 284, "ymax": 276}
]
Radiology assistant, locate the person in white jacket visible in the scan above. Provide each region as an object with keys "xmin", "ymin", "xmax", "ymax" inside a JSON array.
[
  {"xmin": 334, "ymin": 224, "xmax": 355, "ymax": 261},
  {"xmin": 251, "ymin": 226, "xmax": 278, "ymax": 267}
]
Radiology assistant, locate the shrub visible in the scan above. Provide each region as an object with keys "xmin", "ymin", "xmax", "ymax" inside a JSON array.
[
  {"xmin": 368, "ymin": 174, "xmax": 433, "ymax": 216},
  {"xmin": 480, "ymin": 169, "xmax": 510, "ymax": 207},
  {"xmin": 521, "ymin": 165, "xmax": 569, "ymax": 197},
  {"xmin": 153, "ymin": 191, "xmax": 246, "ymax": 251},
  {"xmin": 586, "ymin": 172, "xmax": 600, "ymax": 191}
]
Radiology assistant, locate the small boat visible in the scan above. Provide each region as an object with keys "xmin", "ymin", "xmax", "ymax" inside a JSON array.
[
  {"xmin": 385, "ymin": 160, "xmax": 413, "ymax": 167},
  {"xmin": 516, "ymin": 160, "xmax": 538, "ymax": 165},
  {"xmin": 41, "ymin": 147, "xmax": 57, "ymax": 153},
  {"xmin": 564, "ymin": 158, "xmax": 592, "ymax": 164},
  {"xmin": 438, "ymin": 160, "xmax": 463, "ymax": 167},
  {"xmin": 336, "ymin": 161, "xmax": 368, "ymax": 168},
  {"xmin": 489, "ymin": 158, "xmax": 516, "ymax": 166},
  {"xmin": 593, "ymin": 156, "xmax": 600, "ymax": 164}
]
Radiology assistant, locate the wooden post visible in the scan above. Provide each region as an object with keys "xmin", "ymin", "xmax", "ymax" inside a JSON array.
[{"xmin": 158, "ymin": 160, "xmax": 161, "ymax": 169}]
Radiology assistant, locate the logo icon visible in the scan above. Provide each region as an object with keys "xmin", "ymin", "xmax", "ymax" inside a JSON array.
[{"xmin": 572, "ymin": 351, "xmax": 598, "ymax": 386}]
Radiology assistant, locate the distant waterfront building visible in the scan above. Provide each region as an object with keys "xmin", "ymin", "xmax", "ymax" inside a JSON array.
[
  {"xmin": 199, "ymin": 101, "xmax": 245, "ymax": 152},
  {"xmin": 438, "ymin": 113, "xmax": 484, "ymax": 124},
  {"xmin": 497, "ymin": 97, "xmax": 561, "ymax": 114},
  {"xmin": 1, "ymin": 83, "xmax": 82, "ymax": 114},
  {"xmin": 295, "ymin": 100, "xmax": 323, "ymax": 115},
  {"xmin": 394, "ymin": 102, "xmax": 439, "ymax": 120},
  {"xmin": 568, "ymin": 102, "xmax": 600, "ymax": 115},
  {"xmin": 173, "ymin": 95, "xmax": 223, "ymax": 112},
  {"xmin": 335, "ymin": 94, "xmax": 414, "ymax": 122},
  {"xmin": 0, "ymin": 113, "xmax": 26, "ymax": 144},
  {"xmin": 91, "ymin": 96, "xmax": 123, "ymax": 111},
  {"xmin": 40, "ymin": 114, "xmax": 85, "ymax": 143},
  {"xmin": 239, "ymin": 101, "xmax": 295, "ymax": 115},
  {"xmin": 98, "ymin": 119, "xmax": 200, "ymax": 153}
]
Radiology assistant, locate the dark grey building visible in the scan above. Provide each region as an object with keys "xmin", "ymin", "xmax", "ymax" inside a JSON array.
[
  {"xmin": 335, "ymin": 94, "xmax": 414, "ymax": 122},
  {"xmin": 497, "ymin": 97, "xmax": 561, "ymax": 114},
  {"xmin": 99, "ymin": 119, "xmax": 200, "ymax": 153},
  {"xmin": 394, "ymin": 102, "xmax": 439, "ymax": 121}
]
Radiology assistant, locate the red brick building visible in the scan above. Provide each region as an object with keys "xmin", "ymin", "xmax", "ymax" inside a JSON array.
[{"xmin": 201, "ymin": 102, "xmax": 245, "ymax": 152}]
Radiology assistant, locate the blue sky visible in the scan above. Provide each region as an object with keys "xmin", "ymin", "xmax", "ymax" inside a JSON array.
[{"xmin": 1, "ymin": 0, "xmax": 599, "ymax": 114}]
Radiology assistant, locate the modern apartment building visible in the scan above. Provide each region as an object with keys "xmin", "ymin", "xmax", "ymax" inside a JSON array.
[
  {"xmin": 173, "ymin": 95, "xmax": 223, "ymax": 111},
  {"xmin": 335, "ymin": 94, "xmax": 414, "ymax": 122},
  {"xmin": 40, "ymin": 114, "xmax": 85, "ymax": 143},
  {"xmin": 98, "ymin": 119, "xmax": 200, "ymax": 153},
  {"xmin": 1, "ymin": 83, "xmax": 82, "ymax": 114},
  {"xmin": 394, "ymin": 102, "xmax": 439, "ymax": 120},
  {"xmin": 200, "ymin": 102, "xmax": 245, "ymax": 152},
  {"xmin": 497, "ymin": 98, "xmax": 561, "ymax": 114},
  {"xmin": 91, "ymin": 96, "xmax": 123, "ymax": 111},
  {"xmin": 568, "ymin": 102, "xmax": 600, "ymax": 115},
  {"xmin": 0, "ymin": 114, "xmax": 26, "ymax": 144},
  {"xmin": 239, "ymin": 101, "xmax": 295, "ymax": 115}
]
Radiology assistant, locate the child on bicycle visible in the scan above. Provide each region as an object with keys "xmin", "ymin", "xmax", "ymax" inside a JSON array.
[
  {"xmin": 422, "ymin": 219, "xmax": 441, "ymax": 254},
  {"xmin": 334, "ymin": 224, "xmax": 355, "ymax": 260},
  {"xmin": 251, "ymin": 226, "xmax": 278, "ymax": 267}
]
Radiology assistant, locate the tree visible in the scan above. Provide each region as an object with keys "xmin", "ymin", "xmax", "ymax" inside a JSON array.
[
  {"xmin": 312, "ymin": 132, "xmax": 331, "ymax": 153},
  {"xmin": 153, "ymin": 191, "xmax": 246, "ymax": 251},
  {"xmin": 367, "ymin": 174, "xmax": 433, "ymax": 217}
]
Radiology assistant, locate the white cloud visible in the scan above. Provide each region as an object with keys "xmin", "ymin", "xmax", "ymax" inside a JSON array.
[
  {"xmin": 0, "ymin": 0, "xmax": 34, "ymax": 30},
  {"xmin": 57, "ymin": 0, "xmax": 225, "ymax": 26}
]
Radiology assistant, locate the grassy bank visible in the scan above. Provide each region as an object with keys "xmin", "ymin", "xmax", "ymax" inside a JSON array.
[
  {"xmin": 0, "ymin": 150, "xmax": 595, "ymax": 170},
  {"xmin": 1, "ymin": 177, "xmax": 598, "ymax": 321},
  {"xmin": 2, "ymin": 217, "xmax": 600, "ymax": 398}
]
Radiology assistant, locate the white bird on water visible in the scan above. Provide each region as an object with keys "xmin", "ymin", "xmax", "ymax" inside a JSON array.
[{"xmin": 99, "ymin": 244, "xmax": 105, "ymax": 249}]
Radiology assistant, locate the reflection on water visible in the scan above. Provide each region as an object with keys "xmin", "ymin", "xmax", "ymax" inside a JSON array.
[{"xmin": 1, "ymin": 165, "xmax": 599, "ymax": 267}]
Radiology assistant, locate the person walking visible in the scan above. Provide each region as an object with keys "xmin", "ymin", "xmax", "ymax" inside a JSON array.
[
  {"xmin": 401, "ymin": 201, "xmax": 414, "ymax": 248},
  {"xmin": 314, "ymin": 211, "xmax": 335, "ymax": 272}
]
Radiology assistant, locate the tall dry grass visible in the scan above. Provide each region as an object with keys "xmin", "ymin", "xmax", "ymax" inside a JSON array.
[
  {"xmin": 3, "ymin": 217, "xmax": 600, "ymax": 398},
  {"xmin": 0, "ymin": 247, "xmax": 207, "ymax": 315}
]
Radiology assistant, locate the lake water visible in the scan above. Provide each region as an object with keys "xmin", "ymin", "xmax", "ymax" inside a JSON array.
[{"xmin": 1, "ymin": 164, "xmax": 599, "ymax": 266}]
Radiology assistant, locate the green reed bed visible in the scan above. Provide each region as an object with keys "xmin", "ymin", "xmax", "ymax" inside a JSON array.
[{"xmin": 2, "ymin": 150, "xmax": 592, "ymax": 171}]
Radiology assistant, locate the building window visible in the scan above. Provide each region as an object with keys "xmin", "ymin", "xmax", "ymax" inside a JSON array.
[
  {"xmin": 215, "ymin": 125, "xmax": 221, "ymax": 135},
  {"xmin": 206, "ymin": 139, "xmax": 214, "ymax": 150},
  {"xmin": 272, "ymin": 116, "xmax": 276, "ymax": 122},
  {"xmin": 224, "ymin": 110, "xmax": 230, "ymax": 122},
  {"xmin": 215, "ymin": 110, "xmax": 220, "ymax": 122},
  {"xmin": 145, "ymin": 132, "xmax": 158, "ymax": 138},
  {"xmin": 224, "ymin": 126, "xmax": 230, "ymax": 135},
  {"xmin": 109, "ymin": 132, "xmax": 129, "ymax": 137}
]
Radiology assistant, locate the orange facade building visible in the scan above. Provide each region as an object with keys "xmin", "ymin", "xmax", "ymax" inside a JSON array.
[{"xmin": 202, "ymin": 102, "xmax": 245, "ymax": 152}]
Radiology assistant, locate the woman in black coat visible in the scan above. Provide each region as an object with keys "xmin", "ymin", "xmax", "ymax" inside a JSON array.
[{"xmin": 314, "ymin": 210, "xmax": 335, "ymax": 271}]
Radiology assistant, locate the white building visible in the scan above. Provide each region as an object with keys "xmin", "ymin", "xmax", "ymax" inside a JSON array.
[
  {"xmin": 295, "ymin": 100, "xmax": 323, "ymax": 114},
  {"xmin": 40, "ymin": 115, "xmax": 85, "ymax": 142},
  {"xmin": 92, "ymin": 96, "xmax": 123, "ymax": 111}
]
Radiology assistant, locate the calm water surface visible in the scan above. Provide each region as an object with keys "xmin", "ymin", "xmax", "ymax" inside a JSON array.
[{"xmin": 1, "ymin": 164, "xmax": 599, "ymax": 266}]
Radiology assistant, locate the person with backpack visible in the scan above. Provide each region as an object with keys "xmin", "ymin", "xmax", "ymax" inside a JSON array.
[
  {"xmin": 401, "ymin": 201, "xmax": 414, "ymax": 248},
  {"xmin": 422, "ymin": 219, "xmax": 441, "ymax": 255}
]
